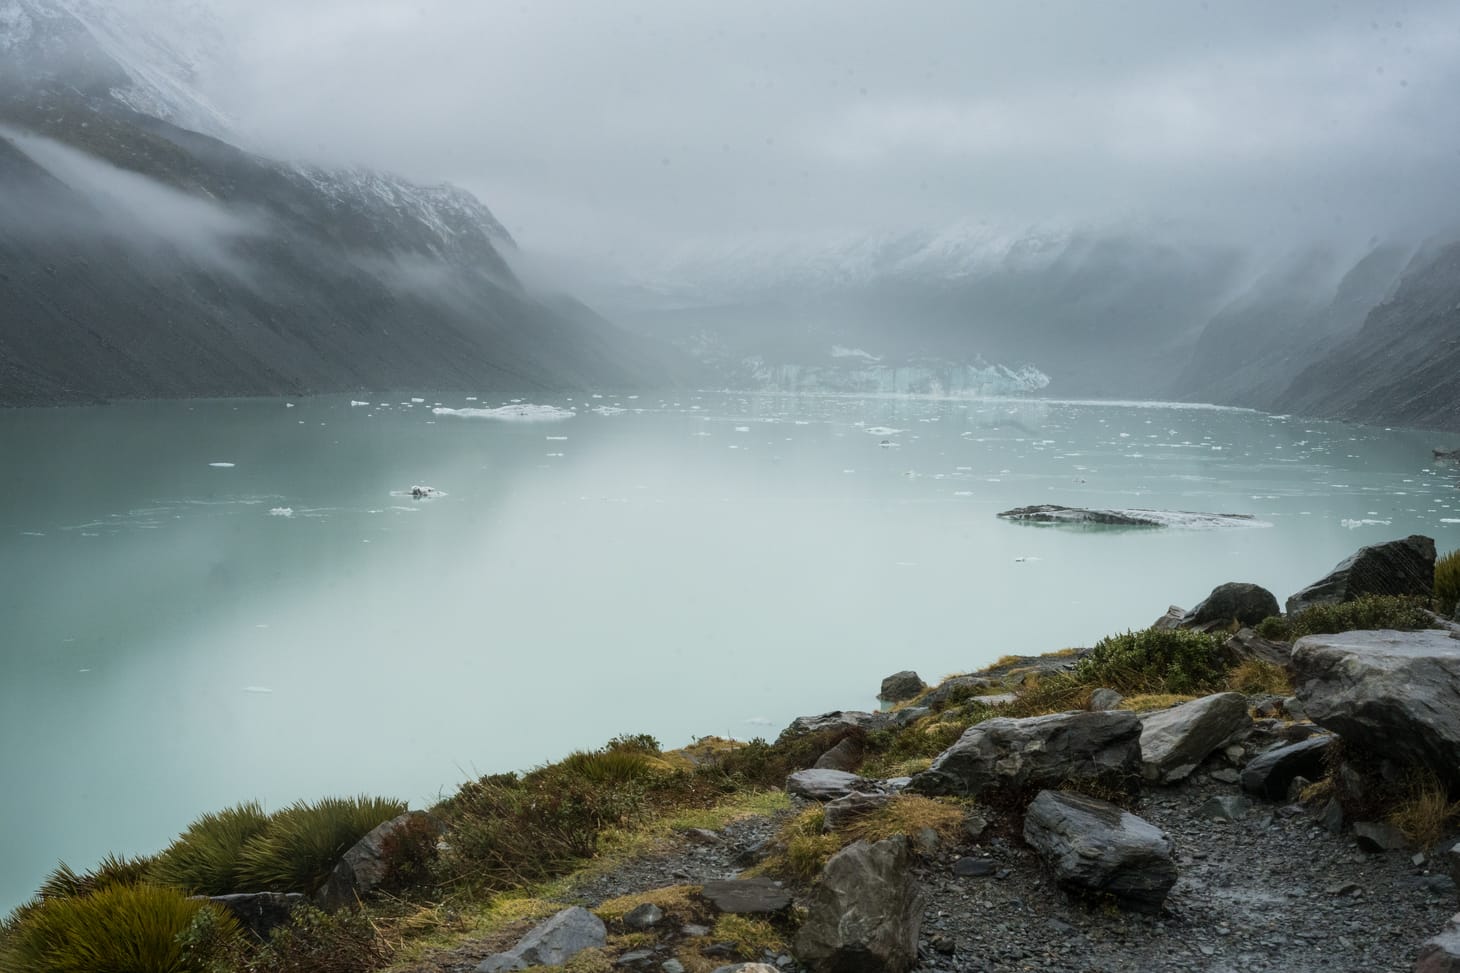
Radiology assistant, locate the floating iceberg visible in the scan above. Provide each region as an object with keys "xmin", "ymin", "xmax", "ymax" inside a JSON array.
[{"xmin": 432, "ymin": 405, "xmax": 576, "ymax": 421}]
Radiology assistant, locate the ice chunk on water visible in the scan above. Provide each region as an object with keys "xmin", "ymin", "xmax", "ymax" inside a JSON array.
[
  {"xmin": 1340, "ymin": 518, "xmax": 1392, "ymax": 529},
  {"xmin": 350, "ymin": 400, "xmax": 370, "ymax": 407},
  {"xmin": 593, "ymin": 406, "xmax": 627, "ymax": 416},
  {"xmin": 433, "ymin": 405, "xmax": 576, "ymax": 421},
  {"xmin": 243, "ymin": 686, "xmax": 273, "ymax": 694},
  {"xmin": 208, "ymin": 462, "xmax": 235, "ymax": 468},
  {"xmin": 269, "ymin": 507, "xmax": 294, "ymax": 518},
  {"xmin": 866, "ymin": 427, "xmax": 905, "ymax": 436}
]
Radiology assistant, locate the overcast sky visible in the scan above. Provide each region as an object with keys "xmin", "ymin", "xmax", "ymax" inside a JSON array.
[{"xmin": 198, "ymin": 0, "xmax": 1460, "ymax": 261}]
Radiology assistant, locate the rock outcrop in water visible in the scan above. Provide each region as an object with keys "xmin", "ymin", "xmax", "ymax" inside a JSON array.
[{"xmin": 997, "ymin": 505, "xmax": 1260, "ymax": 529}]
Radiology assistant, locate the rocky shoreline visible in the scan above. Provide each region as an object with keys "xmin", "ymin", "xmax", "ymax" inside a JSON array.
[{"xmin": 6, "ymin": 536, "xmax": 1460, "ymax": 973}]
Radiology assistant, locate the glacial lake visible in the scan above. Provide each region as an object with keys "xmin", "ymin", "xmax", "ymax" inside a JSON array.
[{"xmin": 2, "ymin": 392, "xmax": 1458, "ymax": 911}]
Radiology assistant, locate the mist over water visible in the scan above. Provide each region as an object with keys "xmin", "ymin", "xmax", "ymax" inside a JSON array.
[{"xmin": 2, "ymin": 392, "xmax": 1456, "ymax": 911}]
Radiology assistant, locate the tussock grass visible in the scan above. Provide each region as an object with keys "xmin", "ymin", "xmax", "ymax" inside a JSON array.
[
  {"xmin": 1227, "ymin": 659, "xmax": 1292, "ymax": 696},
  {"xmin": 1437, "ymin": 549, "xmax": 1460, "ymax": 616},
  {"xmin": 596, "ymin": 885, "xmax": 703, "ymax": 924},
  {"xmin": 1388, "ymin": 771, "xmax": 1460, "ymax": 849},
  {"xmin": 841, "ymin": 795, "xmax": 966, "ymax": 846},
  {"xmin": 711, "ymin": 914, "xmax": 785, "ymax": 957},
  {"xmin": 0, "ymin": 883, "xmax": 240, "ymax": 973},
  {"xmin": 237, "ymin": 796, "xmax": 407, "ymax": 895},
  {"xmin": 1118, "ymin": 693, "xmax": 1199, "ymax": 712},
  {"xmin": 150, "ymin": 802, "xmax": 272, "ymax": 895},
  {"xmin": 35, "ymin": 854, "xmax": 152, "ymax": 901}
]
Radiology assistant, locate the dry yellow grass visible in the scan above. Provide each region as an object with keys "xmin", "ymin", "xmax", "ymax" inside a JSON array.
[
  {"xmin": 1227, "ymin": 659, "xmax": 1292, "ymax": 696},
  {"xmin": 1117, "ymin": 693, "xmax": 1198, "ymax": 712},
  {"xmin": 1388, "ymin": 772, "xmax": 1460, "ymax": 849},
  {"xmin": 842, "ymin": 795, "xmax": 966, "ymax": 845},
  {"xmin": 711, "ymin": 915, "xmax": 786, "ymax": 956},
  {"xmin": 595, "ymin": 885, "xmax": 703, "ymax": 924}
]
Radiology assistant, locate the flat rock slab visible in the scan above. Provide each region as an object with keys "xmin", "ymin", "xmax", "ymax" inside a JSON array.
[
  {"xmin": 1022, "ymin": 790, "xmax": 1177, "ymax": 913},
  {"xmin": 474, "ymin": 906, "xmax": 606, "ymax": 972},
  {"xmin": 908, "ymin": 710, "xmax": 1141, "ymax": 798},
  {"xmin": 1285, "ymin": 534, "xmax": 1435, "ymax": 614},
  {"xmin": 1139, "ymin": 692, "xmax": 1252, "ymax": 784},
  {"xmin": 699, "ymin": 878, "xmax": 792, "ymax": 915},
  {"xmin": 1239, "ymin": 736, "xmax": 1333, "ymax": 800},
  {"xmin": 787, "ymin": 768, "xmax": 873, "ymax": 801},
  {"xmin": 1292, "ymin": 629, "xmax": 1460, "ymax": 785}
]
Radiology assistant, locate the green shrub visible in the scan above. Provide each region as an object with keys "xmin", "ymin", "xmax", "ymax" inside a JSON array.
[
  {"xmin": 236, "ymin": 796, "xmax": 406, "ymax": 895},
  {"xmin": 1437, "ymin": 549, "xmax": 1460, "ymax": 617},
  {"xmin": 150, "ymin": 802, "xmax": 273, "ymax": 895},
  {"xmin": 1074, "ymin": 628, "xmax": 1227, "ymax": 694},
  {"xmin": 605, "ymin": 733, "xmax": 663, "ymax": 755},
  {"xmin": 1261, "ymin": 595, "xmax": 1438, "ymax": 641},
  {"xmin": 0, "ymin": 883, "xmax": 240, "ymax": 973},
  {"xmin": 222, "ymin": 905, "xmax": 390, "ymax": 973}
]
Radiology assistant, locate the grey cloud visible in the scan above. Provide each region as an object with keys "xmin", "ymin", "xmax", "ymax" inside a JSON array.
[{"xmin": 132, "ymin": 0, "xmax": 1460, "ymax": 261}]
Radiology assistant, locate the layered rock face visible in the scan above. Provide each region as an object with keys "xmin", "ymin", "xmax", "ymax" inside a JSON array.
[
  {"xmin": 1284, "ymin": 536, "xmax": 1436, "ymax": 615},
  {"xmin": 794, "ymin": 836, "xmax": 924, "ymax": 973}
]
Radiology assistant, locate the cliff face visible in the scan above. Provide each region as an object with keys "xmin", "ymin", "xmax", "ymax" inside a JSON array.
[
  {"xmin": 1272, "ymin": 242, "xmax": 1460, "ymax": 431},
  {"xmin": 0, "ymin": 2, "xmax": 679, "ymax": 405}
]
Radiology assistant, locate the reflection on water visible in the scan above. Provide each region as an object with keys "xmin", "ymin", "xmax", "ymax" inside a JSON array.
[{"xmin": 1, "ymin": 392, "xmax": 1456, "ymax": 911}]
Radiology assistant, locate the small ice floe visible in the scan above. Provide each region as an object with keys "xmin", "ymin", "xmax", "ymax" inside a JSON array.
[
  {"xmin": 208, "ymin": 462, "xmax": 235, "ymax": 468},
  {"xmin": 20, "ymin": 531, "xmax": 45, "ymax": 537},
  {"xmin": 243, "ymin": 686, "xmax": 274, "ymax": 694},
  {"xmin": 734, "ymin": 426, "xmax": 751, "ymax": 432},
  {"xmin": 546, "ymin": 436, "xmax": 569, "ymax": 441},
  {"xmin": 78, "ymin": 668, "xmax": 91, "ymax": 673},
  {"xmin": 593, "ymin": 406, "xmax": 627, "ymax": 416},
  {"xmin": 1341, "ymin": 518, "xmax": 1392, "ymax": 529},
  {"xmin": 268, "ymin": 507, "xmax": 294, "ymax": 518},
  {"xmin": 411, "ymin": 397, "xmax": 425, "ymax": 404},
  {"xmin": 1442, "ymin": 518, "xmax": 1460, "ymax": 524},
  {"xmin": 879, "ymin": 439, "xmax": 899, "ymax": 448},
  {"xmin": 350, "ymin": 400, "xmax": 370, "ymax": 407},
  {"xmin": 404, "ymin": 485, "xmax": 443, "ymax": 500},
  {"xmin": 432, "ymin": 404, "xmax": 575, "ymax": 421},
  {"xmin": 1014, "ymin": 556, "xmax": 1044, "ymax": 563},
  {"xmin": 866, "ymin": 426, "xmax": 905, "ymax": 436},
  {"xmin": 285, "ymin": 402, "xmax": 295, "ymax": 408}
]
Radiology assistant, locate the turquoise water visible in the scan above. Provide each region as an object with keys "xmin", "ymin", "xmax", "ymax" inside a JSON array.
[{"xmin": 2, "ymin": 392, "xmax": 1457, "ymax": 911}]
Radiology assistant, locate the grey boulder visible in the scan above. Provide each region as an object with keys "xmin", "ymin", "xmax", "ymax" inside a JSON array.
[
  {"xmin": 316, "ymin": 810, "xmax": 434, "ymax": 912},
  {"xmin": 1223, "ymin": 628, "xmax": 1292, "ymax": 668},
  {"xmin": 1139, "ymin": 692, "xmax": 1252, "ymax": 783},
  {"xmin": 1088, "ymin": 688, "xmax": 1124, "ymax": 711},
  {"xmin": 699, "ymin": 878, "xmax": 792, "ymax": 915},
  {"xmin": 812, "ymin": 736, "xmax": 864, "ymax": 773},
  {"xmin": 474, "ymin": 906, "xmax": 607, "ymax": 973},
  {"xmin": 1022, "ymin": 790, "xmax": 1177, "ymax": 913},
  {"xmin": 1292, "ymin": 629, "xmax": 1460, "ymax": 785},
  {"xmin": 822, "ymin": 791, "xmax": 897, "ymax": 831},
  {"xmin": 1285, "ymin": 534, "xmax": 1435, "ymax": 615},
  {"xmin": 921, "ymin": 675, "xmax": 993, "ymax": 709},
  {"xmin": 777, "ymin": 711, "xmax": 895, "ymax": 743},
  {"xmin": 1240, "ymin": 736, "xmax": 1333, "ymax": 800},
  {"xmin": 878, "ymin": 670, "xmax": 926, "ymax": 703},
  {"xmin": 907, "ymin": 710, "xmax": 1141, "ymax": 798},
  {"xmin": 794, "ymin": 836, "xmax": 924, "ymax": 973},
  {"xmin": 787, "ymin": 769, "xmax": 873, "ymax": 801},
  {"xmin": 1181, "ymin": 582, "xmax": 1280, "ymax": 630}
]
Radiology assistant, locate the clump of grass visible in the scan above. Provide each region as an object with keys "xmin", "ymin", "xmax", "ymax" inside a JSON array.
[
  {"xmin": 1074, "ymin": 629, "xmax": 1228, "ymax": 695},
  {"xmin": 0, "ymin": 882, "xmax": 241, "ymax": 973},
  {"xmin": 860, "ymin": 703, "xmax": 995, "ymax": 776},
  {"xmin": 35, "ymin": 854, "xmax": 152, "ymax": 901},
  {"xmin": 761, "ymin": 807, "xmax": 841, "ymax": 884},
  {"xmin": 711, "ymin": 914, "xmax": 785, "ymax": 958},
  {"xmin": 1117, "ymin": 693, "xmax": 1198, "ymax": 712},
  {"xmin": 556, "ymin": 750, "xmax": 660, "ymax": 785},
  {"xmin": 841, "ymin": 795, "xmax": 966, "ymax": 846},
  {"xmin": 1436, "ymin": 549, "xmax": 1460, "ymax": 617},
  {"xmin": 149, "ymin": 801, "xmax": 272, "ymax": 894},
  {"xmin": 236, "ymin": 796, "xmax": 406, "ymax": 895},
  {"xmin": 1004, "ymin": 672, "xmax": 1092, "ymax": 718},
  {"xmin": 1227, "ymin": 659, "xmax": 1292, "ymax": 696},
  {"xmin": 596, "ymin": 885, "xmax": 703, "ymax": 925},
  {"xmin": 1257, "ymin": 595, "xmax": 1438, "ymax": 641},
  {"xmin": 1388, "ymin": 770, "xmax": 1460, "ymax": 849}
]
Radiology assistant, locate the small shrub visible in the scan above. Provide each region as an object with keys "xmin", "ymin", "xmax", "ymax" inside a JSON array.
[
  {"xmin": 606, "ymin": 733, "xmax": 662, "ymax": 755},
  {"xmin": 237, "ymin": 796, "xmax": 406, "ymax": 894},
  {"xmin": 1227, "ymin": 659, "xmax": 1292, "ymax": 696},
  {"xmin": 150, "ymin": 802, "xmax": 272, "ymax": 894},
  {"xmin": 1266, "ymin": 595, "xmax": 1438, "ymax": 641},
  {"xmin": 226, "ymin": 905, "xmax": 390, "ymax": 973},
  {"xmin": 1005, "ymin": 672, "xmax": 1092, "ymax": 717},
  {"xmin": 0, "ymin": 883, "xmax": 240, "ymax": 973},
  {"xmin": 764, "ymin": 807, "xmax": 840, "ymax": 884},
  {"xmin": 841, "ymin": 795, "xmax": 967, "ymax": 847},
  {"xmin": 1437, "ymin": 549, "xmax": 1460, "ymax": 617},
  {"xmin": 376, "ymin": 813, "xmax": 440, "ymax": 892},
  {"xmin": 1074, "ymin": 629, "xmax": 1228, "ymax": 695}
]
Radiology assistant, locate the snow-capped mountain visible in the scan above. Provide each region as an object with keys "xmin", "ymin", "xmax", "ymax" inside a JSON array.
[{"xmin": 0, "ymin": 0, "xmax": 680, "ymax": 404}]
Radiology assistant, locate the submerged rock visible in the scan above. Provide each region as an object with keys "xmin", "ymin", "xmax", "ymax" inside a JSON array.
[
  {"xmin": 997, "ymin": 504, "xmax": 1259, "ymax": 529},
  {"xmin": 1139, "ymin": 693, "xmax": 1252, "ymax": 784},
  {"xmin": 1292, "ymin": 629, "xmax": 1460, "ymax": 785},
  {"xmin": 1022, "ymin": 790, "xmax": 1177, "ymax": 913},
  {"xmin": 794, "ymin": 836, "xmax": 923, "ymax": 973},
  {"xmin": 908, "ymin": 711, "xmax": 1141, "ymax": 798},
  {"xmin": 1284, "ymin": 534, "xmax": 1436, "ymax": 615}
]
